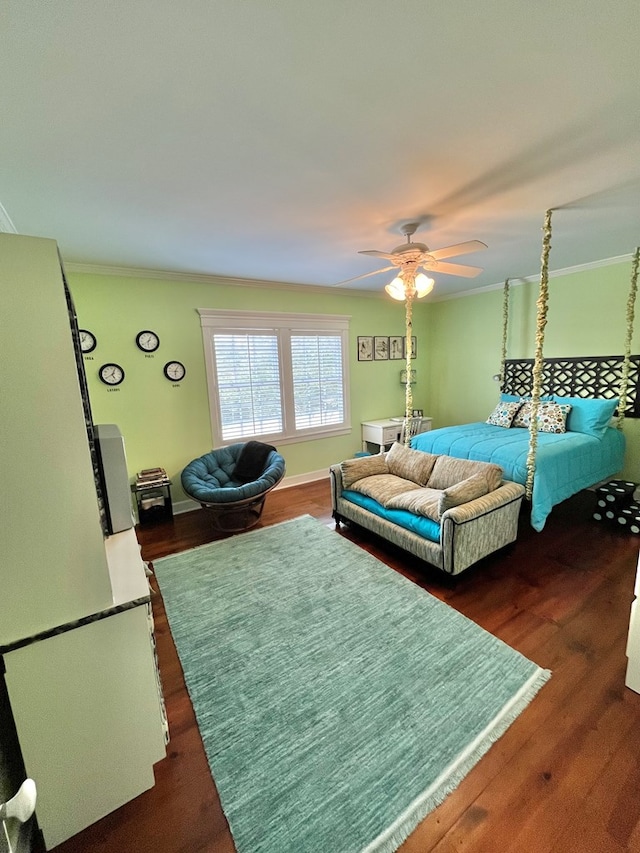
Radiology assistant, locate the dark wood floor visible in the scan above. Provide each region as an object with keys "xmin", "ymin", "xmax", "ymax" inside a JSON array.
[{"xmin": 52, "ymin": 482, "xmax": 640, "ymax": 853}]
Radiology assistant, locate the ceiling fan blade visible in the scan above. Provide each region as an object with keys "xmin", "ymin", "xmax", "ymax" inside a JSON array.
[
  {"xmin": 428, "ymin": 240, "xmax": 488, "ymax": 261},
  {"xmin": 332, "ymin": 265, "xmax": 396, "ymax": 286},
  {"xmin": 425, "ymin": 260, "xmax": 484, "ymax": 278},
  {"xmin": 358, "ymin": 250, "xmax": 398, "ymax": 261}
]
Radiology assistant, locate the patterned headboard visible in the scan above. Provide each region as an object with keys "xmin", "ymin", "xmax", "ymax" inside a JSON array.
[{"xmin": 502, "ymin": 355, "xmax": 640, "ymax": 418}]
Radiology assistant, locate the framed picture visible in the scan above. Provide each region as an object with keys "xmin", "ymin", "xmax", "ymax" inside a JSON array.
[
  {"xmin": 412, "ymin": 408, "xmax": 423, "ymax": 417},
  {"xmin": 389, "ymin": 336, "xmax": 404, "ymax": 360},
  {"xmin": 374, "ymin": 336, "xmax": 389, "ymax": 360},
  {"xmin": 357, "ymin": 336, "xmax": 373, "ymax": 361},
  {"xmin": 403, "ymin": 336, "xmax": 417, "ymax": 359}
]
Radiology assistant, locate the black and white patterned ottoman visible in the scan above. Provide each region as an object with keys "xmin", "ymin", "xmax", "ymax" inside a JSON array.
[{"xmin": 593, "ymin": 479, "xmax": 640, "ymax": 533}]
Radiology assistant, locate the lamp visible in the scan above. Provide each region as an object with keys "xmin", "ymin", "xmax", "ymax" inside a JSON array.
[
  {"xmin": 385, "ymin": 266, "xmax": 435, "ymax": 443},
  {"xmin": 384, "ymin": 277, "xmax": 405, "ymax": 301},
  {"xmin": 384, "ymin": 272, "xmax": 434, "ymax": 301}
]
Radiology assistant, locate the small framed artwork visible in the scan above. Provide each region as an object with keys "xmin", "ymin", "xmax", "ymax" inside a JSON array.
[
  {"xmin": 412, "ymin": 408, "xmax": 423, "ymax": 417},
  {"xmin": 403, "ymin": 336, "xmax": 417, "ymax": 359},
  {"xmin": 389, "ymin": 336, "xmax": 404, "ymax": 360},
  {"xmin": 357, "ymin": 336, "xmax": 373, "ymax": 361},
  {"xmin": 374, "ymin": 336, "xmax": 389, "ymax": 360}
]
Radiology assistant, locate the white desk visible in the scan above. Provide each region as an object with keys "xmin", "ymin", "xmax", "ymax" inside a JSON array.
[{"xmin": 361, "ymin": 417, "xmax": 432, "ymax": 453}]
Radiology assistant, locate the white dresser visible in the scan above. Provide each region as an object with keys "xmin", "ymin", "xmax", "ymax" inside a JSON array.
[
  {"xmin": 626, "ymin": 550, "xmax": 640, "ymax": 693},
  {"xmin": 361, "ymin": 417, "xmax": 432, "ymax": 453}
]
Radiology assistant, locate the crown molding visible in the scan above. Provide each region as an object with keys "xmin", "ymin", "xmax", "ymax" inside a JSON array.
[
  {"xmin": 64, "ymin": 261, "xmax": 385, "ymax": 299},
  {"xmin": 65, "ymin": 251, "xmax": 633, "ymax": 304},
  {"xmin": 432, "ymin": 253, "xmax": 635, "ymax": 302}
]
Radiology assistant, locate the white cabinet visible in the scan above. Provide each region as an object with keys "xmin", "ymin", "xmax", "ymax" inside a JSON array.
[
  {"xmin": 0, "ymin": 234, "xmax": 167, "ymax": 849},
  {"xmin": 3, "ymin": 602, "xmax": 167, "ymax": 849},
  {"xmin": 626, "ymin": 550, "xmax": 640, "ymax": 693},
  {"xmin": 1, "ymin": 234, "xmax": 112, "ymax": 646}
]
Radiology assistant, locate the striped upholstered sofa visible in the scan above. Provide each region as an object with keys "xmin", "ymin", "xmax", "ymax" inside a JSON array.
[{"xmin": 330, "ymin": 442, "xmax": 525, "ymax": 577}]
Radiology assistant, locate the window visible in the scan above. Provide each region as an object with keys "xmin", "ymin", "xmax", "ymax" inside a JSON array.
[{"xmin": 199, "ymin": 310, "xmax": 351, "ymax": 445}]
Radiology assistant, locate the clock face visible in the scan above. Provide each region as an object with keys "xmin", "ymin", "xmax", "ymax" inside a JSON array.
[
  {"xmin": 99, "ymin": 363, "xmax": 125, "ymax": 386},
  {"xmin": 136, "ymin": 330, "xmax": 160, "ymax": 352},
  {"xmin": 79, "ymin": 329, "xmax": 97, "ymax": 353},
  {"xmin": 164, "ymin": 361, "xmax": 186, "ymax": 382}
]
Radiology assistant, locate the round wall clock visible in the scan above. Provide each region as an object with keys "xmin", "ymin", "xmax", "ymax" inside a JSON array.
[
  {"xmin": 136, "ymin": 330, "xmax": 160, "ymax": 352},
  {"xmin": 163, "ymin": 361, "xmax": 186, "ymax": 382},
  {"xmin": 79, "ymin": 329, "xmax": 97, "ymax": 353},
  {"xmin": 98, "ymin": 363, "xmax": 125, "ymax": 386}
]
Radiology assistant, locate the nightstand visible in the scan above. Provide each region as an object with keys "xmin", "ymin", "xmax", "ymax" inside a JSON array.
[
  {"xmin": 131, "ymin": 480, "xmax": 173, "ymax": 525},
  {"xmin": 361, "ymin": 417, "xmax": 432, "ymax": 454}
]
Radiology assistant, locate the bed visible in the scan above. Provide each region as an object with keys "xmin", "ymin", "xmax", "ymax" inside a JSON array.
[
  {"xmin": 410, "ymin": 355, "xmax": 637, "ymax": 531},
  {"xmin": 412, "ymin": 419, "xmax": 625, "ymax": 531}
]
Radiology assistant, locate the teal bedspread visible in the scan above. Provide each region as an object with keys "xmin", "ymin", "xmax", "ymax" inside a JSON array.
[{"xmin": 412, "ymin": 423, "xmax": 625, "ymax": 531}]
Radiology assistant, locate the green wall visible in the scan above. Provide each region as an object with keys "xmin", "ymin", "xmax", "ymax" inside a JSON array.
[
  {"xmin": 69, "ymin": 272, "xmax": 429, "ymax": 504},
  {"xmin": 426, "ymin": 258, "xmax": 640, "ymax": 481},
  {"xmin": 70, "ymin": 255, "xmax": 640, "ymax": 505}
]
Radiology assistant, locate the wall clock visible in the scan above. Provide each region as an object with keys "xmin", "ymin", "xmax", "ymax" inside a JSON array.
[
  {"xmin": 163, "ymin": 361, "xmax": 186, "ymax": 382},
  {"xmin": 98, "ymin": 363, "xmax": 125, "ymax": 386},
  {"xmin": 79, "ymin": 329, "xmax": 97, "ymax": 353},
  {"xmin": 136, "ymin": 330, "xmax": 160, "ymax": 352}
]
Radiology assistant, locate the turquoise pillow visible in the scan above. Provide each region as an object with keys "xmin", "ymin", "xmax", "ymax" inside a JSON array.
[
  {"xmin": 553, "ymin": 395, "xmax": 618, "ymax": 438},
  {"xmin": 500, "ymin": 392, "xmax": 553, "ymax": 403}
]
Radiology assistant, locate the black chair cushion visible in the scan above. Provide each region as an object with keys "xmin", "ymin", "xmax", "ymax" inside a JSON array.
[{"xmin": 233, "ymin": 440, "xmax": 277, "ymax": 483}]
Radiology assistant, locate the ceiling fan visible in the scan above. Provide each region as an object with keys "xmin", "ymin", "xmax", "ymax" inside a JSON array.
[{"xmin": 336, "ymin": 222, "xmax": 487, "ymax": 287}]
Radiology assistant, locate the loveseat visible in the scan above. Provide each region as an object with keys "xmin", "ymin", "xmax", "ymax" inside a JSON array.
[{"xmin": 330, "ymin": 442, "xmax": 525, "ymax": 577}]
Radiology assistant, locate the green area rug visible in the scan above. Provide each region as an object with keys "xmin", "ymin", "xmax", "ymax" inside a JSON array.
[{"xmin": 154, "ymin": 515, "xmax": 550, "ymax": 853}]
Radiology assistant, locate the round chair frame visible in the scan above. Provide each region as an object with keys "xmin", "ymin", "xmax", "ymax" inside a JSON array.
[{"xmin": 198, "ymin": 471, "xmax": 285, "ymax": 532}]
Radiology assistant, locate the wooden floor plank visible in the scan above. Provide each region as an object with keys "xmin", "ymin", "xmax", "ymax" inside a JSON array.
[{"xmin": 51, "ymin": 483, "xmax": 640, "ymax": 853}]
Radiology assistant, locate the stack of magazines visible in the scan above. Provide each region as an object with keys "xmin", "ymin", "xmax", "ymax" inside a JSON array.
[{"xmin": 135, "ymin": 467, "xmax": 169, "ymax": 488}]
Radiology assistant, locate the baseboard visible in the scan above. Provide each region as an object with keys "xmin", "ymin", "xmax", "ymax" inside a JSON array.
[
  {"xmin": 172, "ymin": 469, "xmax": 330, "ymax": 516},
  {"xmin": 275, "ymin": 468, "xmax": 329, "ymax": 490},
  {"xmin": 173, "ymin": 498, "xmax": 202, "ymax": 515}
]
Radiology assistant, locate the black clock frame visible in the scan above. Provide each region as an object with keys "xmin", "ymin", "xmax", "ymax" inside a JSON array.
[
  {"xmin": 79, "ymin": 329, "xmax": 97, "ymax": 354},
  {"xmin": 163, "ymin": 361, "xmax": 186, "ymax": 381},
  {"xmin": 98, "ymin": 363, "xmax": 125, "ymax": 386},
  {"xmin": 135, "ymin": 330, "xmax": 160, "ymax": 352}
]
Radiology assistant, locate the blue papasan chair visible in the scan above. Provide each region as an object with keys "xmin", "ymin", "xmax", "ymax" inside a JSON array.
[{"xmin": 181, "ymin": 441, "xmax": 286, "ymax": 532}]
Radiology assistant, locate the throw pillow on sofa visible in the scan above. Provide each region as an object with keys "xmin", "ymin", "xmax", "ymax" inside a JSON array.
[
  {"xmin": 386, "ymin": 442, "xmax": 438, "ymax": 486},
  {"xmin": 428, "ymin": 456, "xmax": 503, "ymax": 492},
  {"xmin": 439, "ymin": 472, "xmax": 492, "ymax": 515},
  {"xmin": 350, "ymin": 474, "xmax": 423, "ymax": 506},
  {"xmin": 386, "ymin": 487, "xmax": 443, "ymax": 521},
  {"xmin": 341, "ymin": 453, "xmax": 388, "ymax": 489}
]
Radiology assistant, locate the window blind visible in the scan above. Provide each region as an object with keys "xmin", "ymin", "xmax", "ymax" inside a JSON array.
[
  {"xmin": 200, "ymin": 309, "xmax": 351, "ymax": 445},
  {"xmin": 292, "ymin": 334, "xmax": 344, "ymax": 429},
  {"xmin": 213, "ymin": 333, "xmax": 282, "ymax": 440}
]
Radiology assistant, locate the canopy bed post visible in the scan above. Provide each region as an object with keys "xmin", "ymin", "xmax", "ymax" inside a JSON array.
[
  {"xmin": 499, "ymin": 279, "xmax": 510, "ymax": 392},
  {"xmin": 617, "ymin": 246, "xmax": 639, "ymax": 430},
  {"xmin": 404, "ymin": 278, "xmax": 414, "ymax": 443},
  {"xmin": 525, "ymin": 209, "xmax": 553, "ymax": 500}
]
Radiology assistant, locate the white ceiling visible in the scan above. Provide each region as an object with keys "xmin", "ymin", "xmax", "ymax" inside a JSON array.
[{"xmin": 2, "ymin": 1, "xmax": 640, "ymax": 297}]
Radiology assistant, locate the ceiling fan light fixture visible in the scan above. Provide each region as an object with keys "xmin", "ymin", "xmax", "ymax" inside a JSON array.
[
  {"xmin": 414, "ymin": 273, "xmax": 435, "ymax": 297},
  {"xmin": 384, "ymin": 277, "xmax": 406, "ymax": 301}
]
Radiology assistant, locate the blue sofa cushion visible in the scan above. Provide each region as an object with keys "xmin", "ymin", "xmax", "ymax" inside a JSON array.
[{"xmin": 342, "ymin": 489, "xmax": 441, "ymax": 542}]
